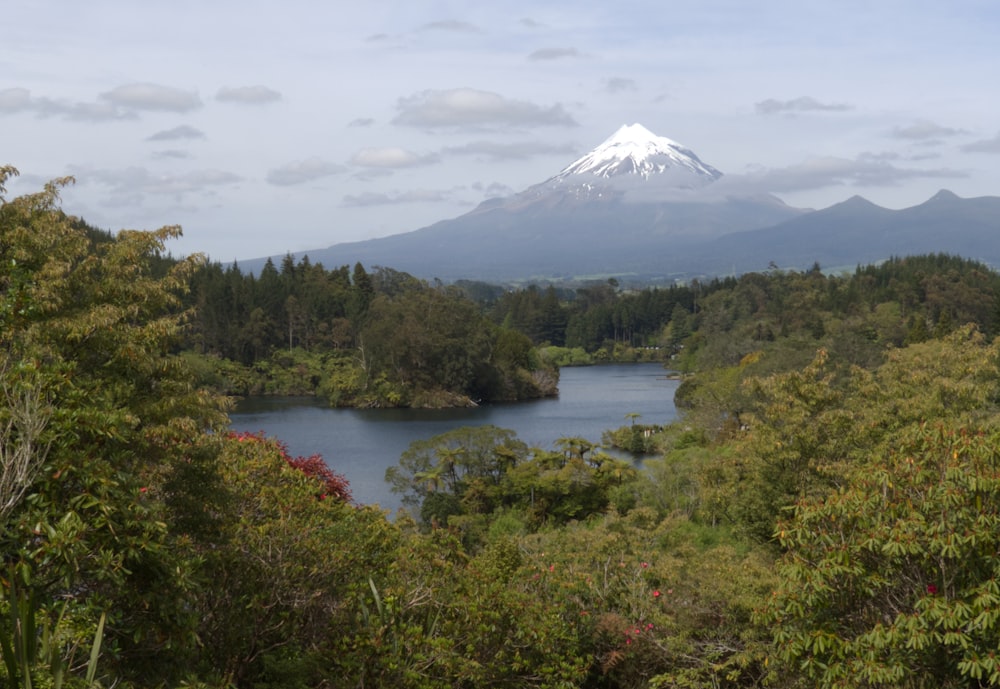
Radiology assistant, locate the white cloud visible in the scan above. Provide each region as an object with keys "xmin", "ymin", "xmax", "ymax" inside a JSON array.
[
  {"xmin": 755, "ymin": 96, "xmax": 853, "ymax": 114},
  {"xmin": 419, "ymin": 20, "xmax": 482, "ymax": 33},
  {"xmin": 266, "ymin": 158, "xmax": 345, "ymax": 186},
  {"xmin": 216, "ymin": 85, "xmax": 282, "ymax": 104},
  {"xmin": 100, "ymin": 83, "xmax": 202, "ymax": 112},
  {"xmin": 147, "ymin": 125, "xmax": 206, "ymax": 141},
  {"xmin": 348, "ymin": 117, "xmax": 375, "ymax": 127},
  {"xmin": 0, "ymin": 87, "xmax": 134, "ymax": 121},
  {"xmin": 890, "ymin": 120, "xmax": 963, "ymax": 141},
  {"xmin": 0, "ymin": 87, "xmax": 32, "ymax": 112},
  {"xmin": 393, "ymin": 88, "xmax": 577, "ymax": 129},
  {"xmin": 350, "ymin": 147, "xmax": 440, "ymax": 168},
  {"xmin": 342, "ymin": 189, "xmax": 452, "ymax": 206},
  {"xmin": 527, "ymin": 48, "xmax": 582, "ymax": 61},
  {"xmin": 603, "ymin": 78, "xmax": 637, "ymax": 94},
  {"xmin": 74, "ymin": 165, "xmax": 241, "ymax": 205},
  {"xmin": 151, "ymin": 150, "xmax": 193, "ymax": 160},
  {"xmin": 443, "ymin": 140, "xmax": 576, "ymax": 161},
  {"xmin": 471, "ymin": 181, "xmax": 515, "ymax": 197},
  {"xmin": 717, "ymin": 155, "xmax": 966, "ymax": 195},
  {"xmin": 961, "ymin": 132, "xmax": 1000, "ymax": 154}
]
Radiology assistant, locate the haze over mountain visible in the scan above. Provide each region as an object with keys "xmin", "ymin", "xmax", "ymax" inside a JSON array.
[{"xmin": 244, "ymin": 124, "xmax": 1000, "ymax": 282}]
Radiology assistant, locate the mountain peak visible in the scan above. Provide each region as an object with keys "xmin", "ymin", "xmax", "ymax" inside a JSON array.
[
  {"xmin": 548, "ymin": 123, "xmax": 722, "ymax": 186},
  {"xmin": 926, "ymin": 189, "xmax": 961, "ymax": 203}
]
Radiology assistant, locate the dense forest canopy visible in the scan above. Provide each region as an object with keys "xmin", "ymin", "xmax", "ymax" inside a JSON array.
[{"xmin": 6, "ymin": 168, "xmax": 1000, "ymax": 688}]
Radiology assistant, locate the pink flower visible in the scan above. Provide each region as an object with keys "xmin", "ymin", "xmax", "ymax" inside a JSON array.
[
  {"xmin": 641, "ymin": 561, "xmax": 649, "ymax": 568},
  {"xmin": 549, "ymin": 564, "xmax": 555, "ymax": 572},
  {"xmin": 653, "ymin": 590, "xmax": 661, "ymax": 598},
  {"xmin": 139, "ymin": 486, "xmax": 148, "ymax": 493}
]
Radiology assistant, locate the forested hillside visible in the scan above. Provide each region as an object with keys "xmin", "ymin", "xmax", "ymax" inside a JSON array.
[
  {"xmin": 7, "ymin": 168, "xmax": 1000, "ymax": 688},
  {"xmin": 183, "ymin": 258, "xmax": 558, "ymax": 407}
]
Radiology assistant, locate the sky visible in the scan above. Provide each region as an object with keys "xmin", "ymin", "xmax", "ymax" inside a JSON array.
[{"xmin": 3, "ymin": 0, "xmax": 1000, "ymax": 264}]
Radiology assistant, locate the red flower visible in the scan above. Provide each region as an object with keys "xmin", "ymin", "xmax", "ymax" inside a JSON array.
[
  {"xmin": 138, "ymin": 486, "xmax": 148, "ymax": 493},
  {"xmin": 927, "ymin": 584, "xmax": 939, "ymax": 595},
  {"xmin": 653, "ymin": 590, "xmax": 661, "ymax": 598}
]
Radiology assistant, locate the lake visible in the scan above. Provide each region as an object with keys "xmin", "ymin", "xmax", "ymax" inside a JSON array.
[{"xmin": 229, "ymin": 362, "xmax": 680, "ymax": 513}]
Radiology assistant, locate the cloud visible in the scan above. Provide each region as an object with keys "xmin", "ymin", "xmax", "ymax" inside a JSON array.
[
  {"xmin": 471, "ymin": 181, "xmax": 515, "ymax": 197},
  {"xmin": 0, "ymin": 87, "xmax": 32, "ymax": 112},
  {"xmin": 961, "ymin": 131, "xmax": 1000, "ymax": 154},
  {"xmin": 419, "ymin": 20, "xmax": 482, "ymax": 33},
  {"xmin": 75, "ymin": 165, "xmax": 240, "ymax": 204},
  {"xmin": 755, "ymin": 96, "xmax": 853, "ymax": 115},
  {"xmin": 350, "ymin": 147, "xmax": 440, "ymax": 168},
  {"xmin": 342, "ymin": 189, "xmax": 452, "ymax": 206},
  {"xmin": 266, "ymin": 158, "xmax": 345, "ymax": 186},
  {"xmin": 527, "ymin": 47, "xmax": 581, "ymax": 61},
  {"xmin": 348, "ymin": 117, "xmax": 375, "ymax": 127},
  {"xmin": 443, "ymin": 140, "xmax": 576, "ymax": 161},
  {"xmin": 151, "ymin": 150, "xmax": 193, "ymax": 160},
  {"xmin": 0, "ymin": 87, "xmax": 134, "ymax": 121},
  {"xmin": 603, "ymin": 77, "xmax": 637, "ymax": 94},
  {"xmin": 718, "ymin": 155, "xmax": 966, "ymax": 195},
  {"xmin": 100, "ymin": 83, "xmax": 202, "ymax": 112},
  {"xmin": 147, "ymin": 125, "xmax": 206, "ymax": 141},
  {"xmin": 519, "ymin": 18, "xmax": 544, "ymax": 28},
  {"xmin": 393, "ymin": 88, "xmax": 577, "ymax": 129},
  {"xmin": 890, "ymin": 120, "xmax": 964, "ymax": 141},
  {"xmin": 216, "ymin": 85, "xmax": 282, "ymax": 104}
]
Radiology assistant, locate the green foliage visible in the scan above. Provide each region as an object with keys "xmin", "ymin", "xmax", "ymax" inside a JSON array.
[
  {"xmin": 0, "ymin": 568, "xmax": 106, "ymax": 689},
  {"xmin": 338, "ymin": 529, "xmax": 589, "ymax": 688},
  {"xmin": 763, "ymin": 424, "xmax": 1000, "ymax": 688},
  {"xmin": 521, "ymin": 511, "xmax": 777, "ymax": 689},
  {"xmin": 388, "ymin": 426, "xmax": 642, "ymax": 538},
  {"xmin": 16, "ymin": 165, "xmax": 1000, "ymax": 689},
  {"xmin": 386, "ymin": 425, "xmax": 528, "ymax": 513},
  {"xmin": 1, "ymin": 171, "xmax": 230, "ymax": 685},
  {"xmin": 192, "ymin": 433, "xmax": 395, "ymax": 686},
  {"xmin": 187, "ymin": 260, "xmax": 557, "ymax": 407}
]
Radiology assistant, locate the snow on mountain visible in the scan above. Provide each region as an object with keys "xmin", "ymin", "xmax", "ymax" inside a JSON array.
[{"xmin": 548, "ymin": 123, "xmax": 722, "ymax": 185}]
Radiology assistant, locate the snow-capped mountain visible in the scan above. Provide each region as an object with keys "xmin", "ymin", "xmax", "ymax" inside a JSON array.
[
  {"xmin": 550, "ymin": 123, "xmax": 722, "ymax": 184},
  {"xmin": 509, "ymin": 123, "xmax": 723, "ymax": 206}
]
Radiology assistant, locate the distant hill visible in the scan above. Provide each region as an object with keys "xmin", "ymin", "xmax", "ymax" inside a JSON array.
[
  {"xmin": 693, "ymin": 189, "xmax": 1000, "ymax": 275},
  {"xmin": 239, "ymin": 125, "xmax": 1000, "ymax": 282}
]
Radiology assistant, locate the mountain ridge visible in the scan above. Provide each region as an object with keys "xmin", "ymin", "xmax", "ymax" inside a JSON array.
[{"xmin": 239, "ymin": 124, "xmax": 1000, "ymax": 282}]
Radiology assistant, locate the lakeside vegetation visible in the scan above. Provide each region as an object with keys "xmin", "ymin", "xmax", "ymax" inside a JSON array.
[{"xmin": 7, "ymin": 167, "xmax": 1000, "ymax": 687}]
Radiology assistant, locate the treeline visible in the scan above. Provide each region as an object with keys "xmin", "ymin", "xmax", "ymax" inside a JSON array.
[
  {"xmin": 184, "ymin": 257, "xmax": 557, "ymax": 407},
  {"xmin": 484, "ymin": 255, "xmax": 1000, "ymax": 360},
  {"xmin": 185, "ymin": 250, "xmax": 1000, "ymax": 407}
]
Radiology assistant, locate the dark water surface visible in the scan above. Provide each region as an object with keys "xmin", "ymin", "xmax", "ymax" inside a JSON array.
[{"xmin": 229, "ymin": 363, "xmax": 679, "ymax": 513}]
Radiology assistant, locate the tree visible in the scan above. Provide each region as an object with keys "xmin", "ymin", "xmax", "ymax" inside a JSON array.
[
  {"xmin": 194, "ymin": 433, "xmax": 394, "ymax": 686},
  {"xmin": 763, "ymin": 424, "xmax": 1000, "ymax": 688},
  {"xmin": 386, "ymin": 425, "xmax": 528, "ymax": 518},
  {"xmin": 0, "ymin": 357, "xmax": 52, "ymax": 525},
  {"xmin": 1, "ymin": 169, "xmax": 229, "ymax": 684}
]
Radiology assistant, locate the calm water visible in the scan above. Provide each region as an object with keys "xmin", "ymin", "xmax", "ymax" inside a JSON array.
[{"xmin": 229, "ymin": 363, "xmax": 679, "ymax": 513}]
